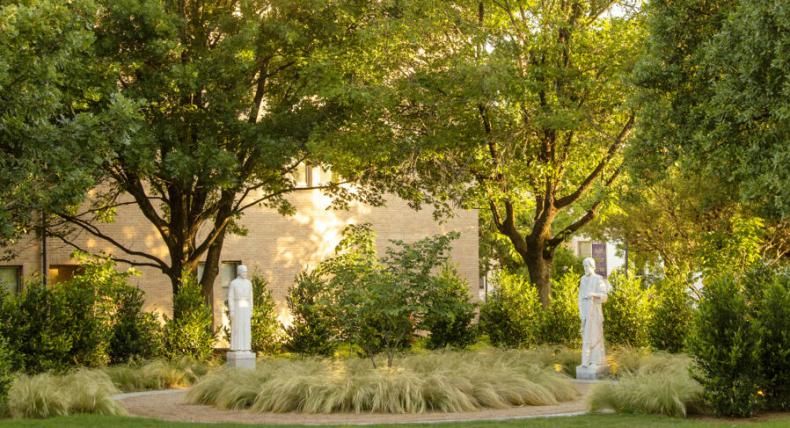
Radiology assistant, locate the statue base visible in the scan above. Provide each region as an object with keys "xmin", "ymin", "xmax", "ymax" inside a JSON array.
[
  {"xmin": 226, "ymin": 350, "xmax": 256, "ymax": 370},
  {"xmin": 576, "ymin": 364, "xmax": 609, "ymax": 380}
]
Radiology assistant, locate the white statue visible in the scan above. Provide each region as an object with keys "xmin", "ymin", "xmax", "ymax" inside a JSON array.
[
  {"xmin": 228, "ymin": 265, "xmax": 253, "ymax": 352},
  {"xmin": 577, "ymin": 257, "xmax": 611, "ymax": 378}
]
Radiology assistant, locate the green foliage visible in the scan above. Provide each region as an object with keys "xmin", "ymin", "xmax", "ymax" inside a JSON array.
[
  {"xmin": 590, "ymin": 353, "xmax": 704, "ymax": 417},
  {"xmin": 162, "ymin": 274, "xmax": 215, "ymax": 362},
  {"xmin": 539, "ymin": 273, "xmax": 581, "ymax": 346},
  {"xmin": 479, "ymin": 271, "xmax": 541, "ymax": 348},
  {"xmin": 552, "ymin": 248, "xmax": 585, "ymax": 280},
  {"xmin": 103, "ymin": 357, "xmax": 210, "ymax": 393},
  {"xmin": 249, "ymin": 276, "xmax": 284, "ymax": 355},
  {"xmin": 188, "ymin": 350, "xmax": 577, "ymax": 413},
  {"xmin": 7, "ymin": 369, "xmax": 125, "ymax": 418},
  {"xmin": 0, "ymin": 258, "xmax": 160, "ymax": 372},
  {"xmin": 422, "ymin": 266, "xmax": 478, "ymax": 350},
  {"xmin": 286, "ymin": 225, "xmax": 470, "ymax": 365},
  {"xmin": 330, "ymin": 226, "xmax": 465, "ymax": 366},
  {"xmin": 634, "ymin": 0, "xmax": 790, "ymax": 218},
  {"xmin": 109, "ymin": 286, "xmax": 163, "ymax": 364},
  {"xmin": 284, "ymin": 271, "xmax": 339, "ymax": 357},
  {"xmin": 0, "ymin": 0, "xmax": 124, "ymax": 255},
  {"xmin": 0, "ymin": 281, "xmax": 72, "ymax": 373},
  {"xmin": 649, "ymin": 276, "xmax": 694, "ymax": 353},
  {"xmin": 604, "ymin": 273, "xmax": 651, "ymax": 348},
  {"xmin": 688, "ymin": 274, "xmax": 760, "ymax": 417},
  {"xmin": 748, "ymin": 266, "xmax": 790, "ymax": 411},
  {"xmin": 0, "ymin": 335, "xmax": 13, "ymax": 416}
]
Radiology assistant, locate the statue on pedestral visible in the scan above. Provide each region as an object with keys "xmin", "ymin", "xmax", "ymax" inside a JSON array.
[
  {"xmin": 228, "ymin": 264, "xmax": 253, "ymax": 352},
  {"xmin": 576, "ymin": 257, "xmax": 611, "ymax": 379}
]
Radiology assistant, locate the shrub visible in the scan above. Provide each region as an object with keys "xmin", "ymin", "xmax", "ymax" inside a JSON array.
[
  {"xmin": 687, "ymin": 274, "xmax": 760, "ymax": 417},
  {"xmin": 649, "ymin": 275, "xmax": 694, "ymax": 353},
  {"xmin": 284, "ymin": 270, "xmax": 339, "ymax": 357},
  {"xmin": 552, "ymin": 247, "xmax": 584, "ymax": 280},
  {"xmin": 751, "ymin": 267, "xmax": 790, "ymax": 411},
  {"xmin": 163, "ymin": 273, "xmax": 215, "ymax": 362},
  {"xmin": 0, "ymin": 335, "xmax": 13, "ymax": 416},
  {"xmin": 0, "ymin": 281, "xmax": 72, "ymax": 373},
  {"xmin": 249, "ymin": 276, "xmax": 283, "ymax": 355},
  {"xmin": 422, "ymin": 266, "xmax": 478, "ymax": 350},
  {"xmin": 109, "ymin": 285, "xmax": 163, "ymax": 364},
  {"xmin": 538, "ymin": 272, "xmax": 580, "ymax": 346},
  {"xmin": 604, "ymin": 272, "xmax": 651, "ymax": 348},
  {"xmin": 7, "ymin": 369, "xmax": 125, "ymax": 418},
  {"xmin": 589, "ymin": 353, "xmax": 704, "ymax": 417},
  {"xmin": 479, "ymin": 270, "xmax": 541, "ymax": 348},
  {"xmin": 188, "ymin": 350, "xmax": 577, "ymax": 413}
]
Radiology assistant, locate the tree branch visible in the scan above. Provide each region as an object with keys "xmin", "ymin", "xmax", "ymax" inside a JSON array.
[{"xmin": 554, "ymin": 114, "xmax": 634, "ymax": 209}]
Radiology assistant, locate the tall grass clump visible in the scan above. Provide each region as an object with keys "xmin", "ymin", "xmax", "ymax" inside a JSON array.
[
  {"xmin": 589, "ymin": 353, "xmax": 704, "ymax": 417},
  {"xmin": 104, "ymin": 357, "xmax": 210, "ymax": 392},
  {"xmin": 188, "ymin": 350, "xmax": 577, "ymax": 414},
  {"xmin": 7, "ymin": 369, "xmax": 125, "ymax": 418}
]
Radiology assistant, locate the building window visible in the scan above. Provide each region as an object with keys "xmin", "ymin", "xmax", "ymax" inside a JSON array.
[
  {"xmin": 293, "ymin": 163, "xmax": 314, "ymax": 188},
  {"xmin": 0, "ymin": 266, "xmax": 21, "ymax": 294},
  {"xmin": 48, "ymin": 265, "xmax": 83, "ymax": 285},
  {"xmin": 578, "ymin": 241, "xmax": 593, "ymax": 258},
  {"xmin": 197, "ymin": 260, "xmax": 241, "ymax": 288}
]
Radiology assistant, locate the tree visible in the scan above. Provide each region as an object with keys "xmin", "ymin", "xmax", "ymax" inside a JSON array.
[
  {"xmin": 632, "ymin": 0, "xmax": 790, "ymax": 219},
  {"xmin": 348, "ymin": 1, "xmax": 643, "ymax": 305},
  {"xmin": 49, "ymin": 0, "xmax": 393, "ymax": 309},
  {"xmin": 0, "ymin": 0, "xmax": 132, "ymax": 260}
]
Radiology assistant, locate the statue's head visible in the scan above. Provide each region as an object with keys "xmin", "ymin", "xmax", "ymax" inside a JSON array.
[
  {"xmin": 582, "ymin": 257, "xmax": 596, "ymax": 276},
  {"xmin": 237, "ymin": 264, "xmax": 249, "ymax": 280}
]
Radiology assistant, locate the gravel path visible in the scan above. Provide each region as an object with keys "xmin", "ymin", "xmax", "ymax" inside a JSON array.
[{"xmin": 115, "ymin": 382, "xmax": 593, "ymax": 425}]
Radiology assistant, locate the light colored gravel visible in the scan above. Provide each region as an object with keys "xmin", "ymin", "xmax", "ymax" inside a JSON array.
[{"xmin": 116, "ymin": 382, "xmax": 594, "ymax": 425}]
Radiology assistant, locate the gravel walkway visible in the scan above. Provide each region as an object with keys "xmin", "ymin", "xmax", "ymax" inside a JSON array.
[{"xmin": 115, "ymin": 382, "xmax": 594, "ymax": 426}]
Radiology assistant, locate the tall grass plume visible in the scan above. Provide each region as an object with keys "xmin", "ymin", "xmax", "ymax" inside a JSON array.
[{"xmin": 188, "ymin": 350, "xmax": 577, "ymax": 413}]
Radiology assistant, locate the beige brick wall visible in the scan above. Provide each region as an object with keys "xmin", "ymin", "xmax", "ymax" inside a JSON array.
[{"xmin": 2, "ymin": 189, "xmax": 479, "ymax": 331}]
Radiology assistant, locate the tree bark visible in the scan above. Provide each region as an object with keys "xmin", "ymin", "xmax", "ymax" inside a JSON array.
[{"xmin": 523, "ymin": 250, "xmax": 553, "ymax": 307}]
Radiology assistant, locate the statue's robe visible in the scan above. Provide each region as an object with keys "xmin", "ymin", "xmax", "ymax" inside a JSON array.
[
  {"xmin": 228, "ymin": 277, "xmax": 253, "ymax": 351},
  {"xmin": 578, "ymin": 273, "xmax": 610, "ymax": 367}
]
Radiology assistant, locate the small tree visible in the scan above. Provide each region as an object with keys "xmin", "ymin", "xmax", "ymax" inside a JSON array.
[
  {"xmin": 163, "ymin": 273, "xmax": 215, "ymax": 362},
  {"xmin": 284, "ymin": 270, "xmax": 340, "ymax": 357}
]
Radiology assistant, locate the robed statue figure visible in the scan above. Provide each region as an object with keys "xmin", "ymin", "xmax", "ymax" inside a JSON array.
[
  {"xmin": 578, "ymin": 257, "xmax": 610, "ymax": 369},
  {"xmin": 228, "ymin": 265, "xmax": 253, "ymax": 352}
]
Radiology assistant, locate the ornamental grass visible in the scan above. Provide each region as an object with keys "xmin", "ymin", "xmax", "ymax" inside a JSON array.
[
  {"xmin": 7, "ymin": 369, "xmax": 125, "ymax": 418},
  {"xmin": 188, "ymin": 350, "xmax": 577, "ymax": 414},
  {"xmin": 103, "ymin": 357, "xmax": 211, "ymax": 392},
  {"xmin": 589, "ymin": 353, "xmax": 705, "ymax": 417}
]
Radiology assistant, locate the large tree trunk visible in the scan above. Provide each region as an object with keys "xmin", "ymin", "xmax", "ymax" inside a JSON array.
[
  {"xmin": 199, "ymin": 230, "xmax": 227, "ymax": 329},
  {"xmin": 523, "ymin": 250, "xmax": 553, "ymax": 308}
]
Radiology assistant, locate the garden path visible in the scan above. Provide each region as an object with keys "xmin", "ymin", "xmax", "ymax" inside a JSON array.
[{"xmin": 115, "ymin": 381, "xmax": 594, "ymax": 425}]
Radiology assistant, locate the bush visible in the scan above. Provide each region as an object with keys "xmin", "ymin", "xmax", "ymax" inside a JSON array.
[
  {"xmin": 163, "ymin": 273, "xmax": 215, "ymax": 362},
  {"xmin": 649, "ymin": 275, "xmax": 694, "ymax": 353},
  {"xmin": 552, "ymin": 247, "xmax": 584, "ymax": 280},
  {"xmin": 109, "ymin": 285, "xmax": 163, "ymax": 364},
  {"xmin": 604, "ymin": 272, "xmax": 651, "ymax": 348},
  {"xmin": 188, "ymin": 350, "xmax": 577, "ymax": 413},
  {"xmin": 0, "ymin": 281, "xmax": 72, "ymax": 373},
  {"xmin": 479, "ymin": 270, "xmax": 541, "ymax": 348},
  {"xmin": 538, "ymin": 273, "xmax": 580, "ymax": 346},
  {"xmin": 688, "ymin": 274, "xmax": 760, "ymax": 417},
  {"xmin": 284, "ymin": 270, "xmax": 339, "ymax": 357},
  {"xmin": 751, "ymin": 267, "xmax": 790, "ymax": 411},
  {"xmin": 0, "ymin": 335, "xmax": 13, "ymax": 416},
  {"xmin": 422, "ymin": 266, "xmax": 478, "ymax": 350},
  {"xmin": 7, "ymin": 369, "xmax": 125, "ymax": 418},
  {"xmin": 589, "ymin": 353, "xmax": 704, "ymax": 417},
  {"xmin": 249, "ymin": 276, "xmax": 284, "ymax": 355}
]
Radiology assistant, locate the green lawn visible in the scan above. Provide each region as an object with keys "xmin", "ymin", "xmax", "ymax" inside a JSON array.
[{"xmin": 1, "ymin": 414, "xmax": 789, "ymax": 428}]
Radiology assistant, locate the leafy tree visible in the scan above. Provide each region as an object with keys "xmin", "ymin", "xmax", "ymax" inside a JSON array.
[
  {"xmin": 0, "ymin": 0, "xmax": 131, "ymax": 259},
  {"xmin": 284, "ymin": 270, "xmax": 339, "ymax": 357},
  {"xmin": 633, "ymin": 0, "xmax": 790, "ymax": 219},
  {"xmin": 50, "ymin": 0, "xmax": 395, "ymax": 312},
  {"xmin": 348, "ymin": 1, "xmax": 644, "ymax": 305}
]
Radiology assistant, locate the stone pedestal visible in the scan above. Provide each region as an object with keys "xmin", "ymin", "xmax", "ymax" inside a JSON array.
[
  {"xmin": 576, "ymin": 364, "xmax": 609, "ymax": 380},
  {"xmin": 227, "ymin": 351, "xmax": 256, "ymax": 370}
]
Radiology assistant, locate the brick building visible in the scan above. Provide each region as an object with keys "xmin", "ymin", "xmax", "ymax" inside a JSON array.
[{"xmin": 0, "ymin": 166, "xmax": 479, "ymax": 333}]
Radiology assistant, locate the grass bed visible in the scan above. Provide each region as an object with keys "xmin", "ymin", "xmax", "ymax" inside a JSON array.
[
  {"xmin": 7, "ymin": 369, "xmax": 125, "ymax": 418},
  {"xmin": 589, "ymin": 353, "xmax": 705, "ymax": 417},
  {"xmin": 188, "ymin": 350, "xmax": 577, "ymax": 414},
  {"xmin": 103, "ymin": 357, "xmax": 210, "ymax": 392}
]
